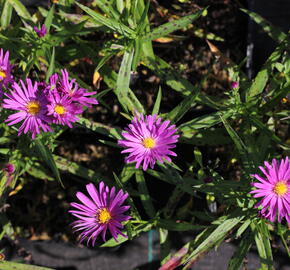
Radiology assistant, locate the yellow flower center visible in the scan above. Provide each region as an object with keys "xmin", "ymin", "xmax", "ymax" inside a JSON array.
[
  {"xmin": 0, "ymin": 70, "xmax": 6, "ymax": 81},
  {"xmin": 142, "ymin": 137, "xmax": 156, "ymax": 149},
  {"xmin": 27, "ymin": 101, "xmax": 41, "ymax": 115},
  {"xmin": 273, "ymin": 181, "xmax": 288, "ymax": 196},
  {"xmin": 97, "ymin": 208, "xmax": 111, "ymax": 224},
  {"xmin": 54, "ymin": 104, "xmax": 65, "ymax": 115}
]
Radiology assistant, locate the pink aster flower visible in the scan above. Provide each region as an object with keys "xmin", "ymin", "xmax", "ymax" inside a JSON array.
[
  {"xmin": 34, "ymin": 24, "xmax": 47, "ymax": 38},
  {"xmin": 47, "ymin": 90, "xmax": 83, "ymax": 128},
  {"xmin": 118, "ymin": 114, "xmax": 179, "ymax": 171},
  {"xmin": 2, "ymin": 79, "xmax": 52, "ymax": 139},
  {"xmin": 59, "ymin": 69, "xmax": 98, "ymax": 107},
  {"xmin": 250, "ymin": 157, "xmax": 290, "ymax": 223},
  {"xmin": 0, "ymin": 48, "xmax": 13, "ymax": 89},
  {"xmin": 69, "ymin": 181, "xmax": 131, "ymax": 245}
]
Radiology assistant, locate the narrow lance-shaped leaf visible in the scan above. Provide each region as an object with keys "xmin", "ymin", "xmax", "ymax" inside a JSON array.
[
  {"xmin": 135, "ymin": 170, "xmax": 156, "ymax": 218},
  {"xmin": 1, "ymin": 0, "xmax": 13, "ymax": 29},
  {"xmin": 76, "ymin": 2, "xmax": 135, "ymax": 37},
  {"xmin": 184, "ymin": 215, "xmax": 244, "ymax": 264},
  {"xmin": 33, "ymin": 139, "xmax": 63, "ymax": 187},
  {"xmin": 251, "ymin": 221, "xmax": 274, "ymax": 270},
  {"xmin": 7, "ymin": 0, "xmax": 31, "ymax": 21},
  {"xmin": 152, "ymin": 86, "xmax": 162, "ymax": 115},
  {"xmin": 144, "ymin": 8, "xmax": 206, "ymax": 41},
  {"xmin": 116, "ymin": 49, "xmax": 134, "ymax": 100},
  {"xmin": 228, "ymin": 230, "xmax": 254, "ymax": 270},
  {"xmin": 241, "ymin": 8, "xmax": 288, "ymax": 43},
  {"xmin": 246, "ymin": 42, "xmax": 284, "ymax": 102},
  {"xmin": 44, "ymin": 3, "xmax": 55, "ymax": 32},
  {"xmin": 167, "ymin": 90, "xmax": 199, "ymax": 123},
  {"xmin": 45, "ymin": 47, "xmax": 55, "ymax": 83}
]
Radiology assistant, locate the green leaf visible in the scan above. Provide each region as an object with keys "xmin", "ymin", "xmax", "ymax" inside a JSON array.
[
  {"xmin": 246, "ymin": 42, "xmax": 285, "ymax": 102},
  {"xmin": 76, "ymin": 2, "xmax": 134, "ymax": 37},
  {"xmin": 92, "ymin": 0, "xmax": 120, "ymax": 20},
  {"xmin": 101, "ymin": 222, "xmax": 153, "ymax": 247},
  {"xmin": 120, "ymin": 163, "xmax": 136, "ymax": 183},
  {"xmin": 157, "ymin": 219, "xmax": 205, "ymax": 231},
  {"xmin": 1, "ymin": 0, "xmax": 13, "ymax": 28},
  {"xmin": 152, "ymin": 86, "xmax": 162, "ymax": 115},
  {"xmin": 44, "ymin": 4, "xmax": 55, "ymax": 33},
  {"xmin": 77, "ymin": 117, "xmax": 122, "ymax": 139},
  {"xmin": 45, "ymin": 47, "xmax": 55, "ymax": 83},
  {"xmin": 0, "ymin": 261, "xmax": 54, "ymax": 270},
  {"xmin": 179, "ymin": 111, "xmax": 230, "ymax": 132},
  {"xmin": 241, "ymin": 8, "xmax": 288, "ymax": 43},
  {"xmin": 54, "ymin": 155, "xmax": 109, "ymax": 182},
  {"xmin": 116, "ymin": 49, "xmax": 134, "ymax": 111},
  {"xmin": 131, "ymin": 38, "xmax": 142, "ymax": 71},
  {"xmin": 100, "ymin": 64, "xmax": 145, "ymax": 113},
  {"xmin": 142, "ymin": 56, "xmax": 223, "ymax": 109},
  {"xmin": 144, "ymin": 9, "xmax": 205, "ymax": 41},
  {"xmin": 185, "ymin": 214, "xmax": 244, "ymax": 263},
  {"xmin": 33, "ymin": 139, "xmax": 63, "ymax": 187},
  {"xmin": 220, "ymin": 115, "xmax": 254, "ymax": 172},
  {"xmin": 167, "ymin": 90, "xmax": 199, "ymax": 123},
  {"xmin": 228, "ymin": 230, "xmax": 253, "ymax": 270},
  {"xmin": 135, "ymin": 170, "xmax": 156, "ymax": 218},
  {"xmin": 251, "ymin": 221, "xmax": 274, "ymax": 270},
  {"xmin": 113, "ymin": 172, "xmax": 141, "ymax": 220},
  {"xmin": 7, "ymin": 0, "xmax": 31, "ymax": 21}
]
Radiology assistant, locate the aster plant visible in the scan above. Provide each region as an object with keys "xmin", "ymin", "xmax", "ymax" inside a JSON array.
[
  {"xmin": 2, "ymin": 78, "xmax": 52, "ymax": 139},
  {"xmin": 69, "ymin": 182, "xmax": 131, "ymax": 245},
  {"xmin": 0, "ymin": 48, "xmax": 13, "ymax": 91},
  {"xmin": 250, "ymin": 157, "xmax": 290, "ymax": 223},
  {"xmin": 118, "ymin": 114, "xmax": 179, "ymax": 170}
]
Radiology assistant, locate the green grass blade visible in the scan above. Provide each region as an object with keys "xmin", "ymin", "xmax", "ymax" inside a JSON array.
[
  {"xmin": 152, "ymin": 86, "xmax": 162, "ymax": 115},
  {"xmin": 144, "ymin": 9, "xmax": 205, "ymax": 41},
  {"xmin": 7, "ymin": 0, "xmax": 31, "ymax": 21}
]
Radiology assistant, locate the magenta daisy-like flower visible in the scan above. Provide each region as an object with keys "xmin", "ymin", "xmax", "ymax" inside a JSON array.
[
  {"xmin": 3, "ymin": 79, "xmax": 52, "ymax": 139},
  {"xmin": 69, "ymin": 181, "xmax": 131, "ymax": 246},
  {"xmin": 47, "ymin": 90, "xmax": 83, "ymax": 128},
  {"xmin": 250, "ymin": 157, "xmax": 290, "ymax": 223},
  {"xmin": 59, "ymin": 69, "xmax": 98, "ymax": 107},
  {"xmin": 118, "ymin": 114, "xmax": 179, "ymax": 171},
  {"xmin": 0, "ymin": 48, "xmax": 13, "ymax": 89}
]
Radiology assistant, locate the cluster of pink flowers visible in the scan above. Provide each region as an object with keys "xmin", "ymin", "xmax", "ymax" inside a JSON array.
[{"xmin": 1, "ymin": 49, "xmax": 98, "ymax": 139}]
